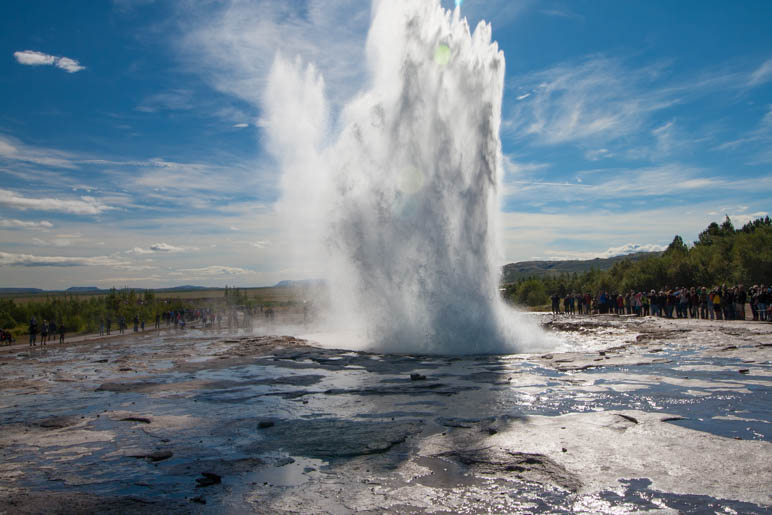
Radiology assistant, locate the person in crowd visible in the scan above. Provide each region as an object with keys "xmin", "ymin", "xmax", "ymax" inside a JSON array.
[
  {"xmin": 40, "ymin": 319, "xmax": 48, "ymax": 345},
  {"xmin": 712, "ymin": 289, "xmax": 722, "ymax": 320},
  {"xmin": 58, "ymin": 320, "xmax": 65, "ymax": 344},
  {"xmin": 29, "ymin": 317, "xmax": 38, "ymax": 346},
  {"xmin": 758, "ymin": 285, "xmax": 768, "ymax": 321},
  {"xmin": 737, "ymin": 285, "xmax": 746, "ymax": 320},
  {"xmin": 48, "ymin": 320, "xmax": 56, "ymax": 344}
]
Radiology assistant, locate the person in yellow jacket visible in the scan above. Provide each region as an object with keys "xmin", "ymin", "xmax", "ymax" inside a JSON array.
[{"xmin": 712, "ymin": 289, "xmax": 722, "ymax": 320}]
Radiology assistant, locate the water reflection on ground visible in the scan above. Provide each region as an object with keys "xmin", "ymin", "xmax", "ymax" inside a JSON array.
[{"xmin": 1, "ymin": 315, "xmax": 771, "ymax": 513}]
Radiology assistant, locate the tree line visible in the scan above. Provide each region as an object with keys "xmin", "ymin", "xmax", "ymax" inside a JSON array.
[
  {"xmin": 505, "ymin": 216, "xmax": 772, "ymax": 307},
  {"xmin": 0, "ymin": 288, "xmax": 191, "ymax": 339}
]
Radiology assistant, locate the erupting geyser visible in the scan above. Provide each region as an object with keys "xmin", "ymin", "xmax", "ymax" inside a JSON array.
[{"xmin": 265, "ymin": 0, "xmax": 552, "ymax": 354}]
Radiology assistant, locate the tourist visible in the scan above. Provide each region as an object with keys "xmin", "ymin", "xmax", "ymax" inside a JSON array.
[
  {"xmin": 712, "ymin": 289, "xmax": 722, "ymax": 320},
  {"xmin": 99, "ymin": 318, "xmax": 105, "ymax": 336},
  {"xmin": 48, "ymin": 320, "xmax": 56, "ymax": 343},
  {"xmin": 41, "ymin": 319, "xmax": 48, "ymax": 345},
  {"xmin": 58, "ymin": 321, "xmax": 65, "ymax": 344},
  {"xmin": 29, "ymin": 317, "xmax": 38, "ymax": 346}
]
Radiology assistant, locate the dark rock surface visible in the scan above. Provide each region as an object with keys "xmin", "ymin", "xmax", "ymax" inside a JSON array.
[{"xmin": 0, "ymin": 317, "xmax": 771, "ymax": 513}]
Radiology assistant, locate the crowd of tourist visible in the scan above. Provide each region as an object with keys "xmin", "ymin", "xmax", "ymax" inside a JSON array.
[{"xmin": 551, "ymin": 284, "xmax": 771, "ymax": 321}]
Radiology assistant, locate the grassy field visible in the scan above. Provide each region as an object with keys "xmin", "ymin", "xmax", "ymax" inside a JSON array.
[{"xmin": 2, "ymin": 286, "xmax": 309, "ymax": 305}]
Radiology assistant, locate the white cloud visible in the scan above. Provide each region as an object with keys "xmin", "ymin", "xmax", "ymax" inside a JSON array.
[
  {"xmin": 584, "ymin": 148, "xmax": 613, "ymax": 161},
  {"xmin": 176, "ymin": 0, "xmax": 370, "ymax": 108},
  {"xmin": 0, "ymin": 219, "xmax": 53, "ymax": 229},
  {"xmin": 54, "ymin": 57, "xmax": 85, "ymax": 73},
  {"xmin": 173, "ymin": 265, "xmax": 250, "ymax": 276},
  {"xmin": 251, "ymin": 241, "xmax": 270, "ymax": 248},
  {"xmin": 13, "ymin": 50, "xmax": 85, "ymax": 73},
  {"xmin": 501, "ymin": 154, "xmax": 550, "ymax": 176},
  {"xmin": 507, "ymin": 56, "xmax": 676, "ymax": 145},
  {"xmin": 539, "ymin": 8, "xmax": 584, "ymax": 21},
  {"xmin": 136, "ymin": 89, "xmax": 193, "ymax": 113},
  {"xmin": 31, "ymin": 237, "xmax": 73, "ymax": 247},
  {"xmin": 127, "ymin": 242, "xmax": 188, "ymax": 254},
  {"xmin": 0, "ymin": 251, "xmax": 129, "ymax": 268},
  {"xmin": 0, "ymin": 134, "xmax": 77, "ymax": 169},
  {"xmin": 232, "ymin": 123, "xmax": 249, "ymax": 128},
  {"xmin": 749, "ymin": 59, "xmax": 772, "ymax": 87},
  {"xmin": 13, "ymin": 50, "xmax": 56, "ymax": 66},
  {"xmin": 0, "ymin": 188, "xmax": 113, "ymax": 215},
  {"xmin": 503, "ymin": 163, "xmax": 772, "ymax": 205}
]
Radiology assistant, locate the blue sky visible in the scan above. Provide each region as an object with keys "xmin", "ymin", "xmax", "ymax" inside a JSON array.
[{"xmin": 1, "ymin": 0, "xmax": 771, "ymax": 289}]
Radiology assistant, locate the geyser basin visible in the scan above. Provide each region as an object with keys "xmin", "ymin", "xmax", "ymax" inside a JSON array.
[{"xmin": 265, "ymin": 0, "xmax": 551, "ymax": 354}]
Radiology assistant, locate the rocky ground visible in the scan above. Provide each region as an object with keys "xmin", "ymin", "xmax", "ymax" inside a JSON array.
[{"xmin": 0, "ymin": 315, "xmax": 771, "ymax": 513}]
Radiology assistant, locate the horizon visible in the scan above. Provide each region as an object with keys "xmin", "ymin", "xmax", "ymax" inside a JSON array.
[{"xmin": 1, "ymin": 0, "xmax": 771, "ymax": 289}]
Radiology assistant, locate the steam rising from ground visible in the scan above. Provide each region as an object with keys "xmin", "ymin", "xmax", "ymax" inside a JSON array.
[{"xmin": 264, "ymin": 0, "xmax": 553, "ymax": 354}]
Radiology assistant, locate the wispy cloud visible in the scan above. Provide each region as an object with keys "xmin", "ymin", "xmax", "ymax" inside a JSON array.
[
  {"xmin": 749, "ymin": 59, "xmax": 772, "ymax": 87},
  {"xmin": 0, "ymin": 219, "xmax": 53, "ymax": 229},
  {"xmin": 13, "ymin": 50, "xmax": 85, "ymax": 73},
  {"xmin": 0, "ymin": 134, "xmax": 78, "ymax": 169},
  {"xmin": 175, "ymin": 0, "xmax": 371, "ymax": 108},
  {"xmin": 504, "ymin": 163, "xmax": 772, "ymax": 206},
  {"xmin": 173, "ymin": 265, "xmax": 250, "ymax": 276},
  {"xmin": 127, "ymin": 242, "xmax": 189, "ymax": 254},
  {"xmin": 136, "ymin": 89, "xmax": 194, "ymax": 113},
  {"xmin": 539, "ymin": 8, "xmax": 584, "ymax": 21},
  {"xmin": 0, "ymin": 188, "xmax": 113, "ymax": 215},
  {"xmin": 507, "ymin": 56, "xmax": 676, "ymax": 145},
  {"xmin": 0, "ymin": 251, "xmax": 128, "ymax": 267}
]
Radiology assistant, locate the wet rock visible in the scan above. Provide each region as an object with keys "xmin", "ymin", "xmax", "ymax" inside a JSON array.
[
  {"xmin": 196, "ymin": 472, "xmax": 222, "ymax": 487},
  {"xmin": 738, "ymin": 369, "xmax": 750, "ymax": 375},
  {"xmin": 121, "ymin": 417, "xmax": 151, "ymax": 424},
  {"xmin": 36, "ymin": 416, "xmax": 80, "ymax": 429},
  {"xmin": 410, "ymin": 373, "xmax": 427, "ymax": 381},
  {"xmin": 130, "ymin": 450, "xmax": 173, "ymax": 462},
  {"xmin": 248, "ymin": 419, "xmax": 423, "ymax": 459},
  {"xmin": 190, "ymin": 496, "xmax": 206, "ymax": 504},
  {"xmin": 96, "ymin": 381, "xmax": 160, "ymax": 393},
  {"xmin": 258, "ymin": 420, "xmax": 275, "ymax": 429},
  {"xmin": 438, "ymin": 448, "xmax": 582, "ymax": 492},
  {"xmin": 616, "ymin": 414, "xmax": 639, "ymax": 424}
]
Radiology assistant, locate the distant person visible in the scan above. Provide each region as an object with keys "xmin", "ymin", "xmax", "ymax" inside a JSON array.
[
  {"xmin": 41, "ymin": 319, "xmax": 48, "ymax": 345},
  {"xmin": 106, "ymin": 317, "xmax": 112, "ymax": 335},
  {"xmin": 155, "ymin": 313, "xmax": 160, "ymax": 329},
  {"xmin": 58, "ymin": 321, "xmax": 65, "ymax": 344},
  {"xmin": 48, "ymin": 320, "xmax": 56, "ymax": 343},
  {"xmin": 133, "ymin": 315, "xmax": 139, "ymax": 332},
  {"xmin": 119, "ymin": 316, "xmax": 126, "ymax": 334},
  {"xmin": 29, "ymin": 317, "xmax": 38, "ymax": 346},
  {"xmin": 99, "ymin": 318, "xmax": 105, "ymax": 336}
]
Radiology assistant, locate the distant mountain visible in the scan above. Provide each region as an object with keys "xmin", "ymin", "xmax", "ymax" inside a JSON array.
[
  {"xmin": 154, "ymin": 285, "xmax": 209, "ymax": 292},
  {"xmin": 502, "ymin": 251, "xmax": 661, "ymax": 283},
  {"xmin": 66, "ymin": 286, "xmax": 100, "ymax": 293},
  {"xmin": 0, "ymin": 287, "xmax": 44, "ymax": 294}
]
